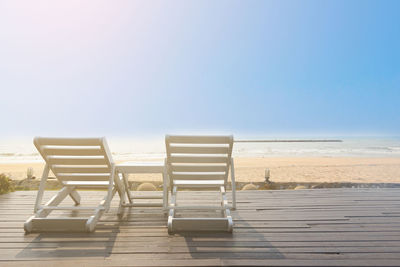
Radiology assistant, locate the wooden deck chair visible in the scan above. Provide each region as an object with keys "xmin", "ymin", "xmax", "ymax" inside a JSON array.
[
  {"xmin": 24, "ymin": 137, "xmax": 126, "ymax": 233},
  {"xmin": 165, "ymin": 135, "xmax": 236, "ymax": 233}
]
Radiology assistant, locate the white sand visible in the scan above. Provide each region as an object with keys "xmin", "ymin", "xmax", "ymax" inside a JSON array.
[{"xmin": 1, "ymin": 157, "xmax": 400, "ymax": 183}]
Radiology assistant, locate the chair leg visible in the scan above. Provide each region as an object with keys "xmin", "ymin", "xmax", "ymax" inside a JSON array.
[
  {"xmin": 220, "ymin": 186, "xmax": 233, "ymax": 232},
  {"xmin": 121, "ymin": 173, "xmax": 133, "ymax": 204},
  {"xmin": 34, "ymin": 164, "xmax": 50, "ymax": 213},
  {"xmin": 69, "ymin": 189, "xmax": 81, "ymax": 205},
  {"xmin": 106, "ymin": 167, "xmax": 124, "ymax": 212},
  {"xmin": 230, "ymin": 158, "xmax": 237, "ymax": 210},
  {"xmin": 162, "ymin": 166, "xmax": 168, "ymax": 212},
  {"xmin": 40, "ymin": 187, "xmax": 74, "ymax": 215},
  {"xmin": 168, "ymin": 185, "xmax": 177, "ymax": 234},
  {"xmin": 86, "ymin": 207, "xmax": 105, "ymax": 232}
]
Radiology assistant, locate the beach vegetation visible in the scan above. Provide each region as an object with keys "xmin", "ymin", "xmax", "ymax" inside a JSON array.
[
  {"xmin": 27, "ymin": 167, "xmax": 34, "ymax": 179},
  {"xmin": 0, "ymin": 173, "xmax": 15, "ymax": 195}
]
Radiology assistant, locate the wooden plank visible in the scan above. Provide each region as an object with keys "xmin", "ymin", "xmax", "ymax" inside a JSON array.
[
  {"xmin": 42, "ymin": 147, "xmax": 104, "ymax": 156},
  {"xmin": 2, "ymin": 259, "xmax": 400, "ymax": 267},
  {"xmin": 4, "ymin": 246, "xmax": 400, "ymax": 257},
  {"xmin": 171, "ymin": 172, "xmax": 226, "ymax": 180},
  {"xmin": 173, "ymin": 180, "xmax": 225, "ymax": 186},
  {"xmin": 166, "ymin": 135, "xmax": 233, "ymax": 144},
  {"xmin": 62, "ymin": 181, "xmax": 110, "ymax": 188},
  {"xmin": 169, "ymin": 156, "xmax": 229, "ymax": 164},
  {"xmin": 221, "ymin": 259, "xmax": 400, "ymax": 267},
  {"xmin": 107, "ymin": 252, "xmax": 400, "ymax": 260},
  {"xmin": 168, "ymin": 146, "xmax": 230, "ymax": 154},
  {"xmin": 47, "ymin": 157, "xmax": 107, "ymax": 165},
  {"xmin": 4, "ymin": 232, "xmax": 400, "ymax": 243},
  {"xmin": 4, "ymin": 240, "xmax": 400, "ymax": 249},
  {"xmin": 171, "ymin": 165, "xmax": 228, "ymax": 172},
  {"xmin": 35, "ymin": 137, "xmax": 103, "ymax": 146},
  {"xmin": 57, "ymin": 174, "xmax": 111, "ymax": 181},
  {"xmin": 52, "ymin": 166, "xmax": 111, "ymax": 173}
]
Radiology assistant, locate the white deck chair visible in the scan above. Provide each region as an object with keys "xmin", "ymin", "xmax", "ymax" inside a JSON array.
[
  {"xmin": 24, "ymin": 137, "xmax": 125, "ymax": 233},
  {"xmin": 166, "ymin": 135, "xmax": 236, "ymax": 233}
]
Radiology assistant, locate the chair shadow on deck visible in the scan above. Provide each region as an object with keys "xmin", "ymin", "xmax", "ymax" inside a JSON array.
[
  {"xmin": 178, "ymin": 213, "xmax": 285, "ymax": 260},
  {"xmin": 17, "ymin": 196, "xmax": 168, "ymax": 260},
  {"xmin": 16, "ymin": 211, "xmax": 122, "ymax": 260}
]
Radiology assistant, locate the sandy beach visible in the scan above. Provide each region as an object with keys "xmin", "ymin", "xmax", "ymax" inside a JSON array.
[{"xmin": 1, "ymin": 157, "xmax": 400, "ymax": 184}]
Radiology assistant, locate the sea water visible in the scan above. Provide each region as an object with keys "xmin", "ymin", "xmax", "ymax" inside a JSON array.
[{"xmin": 1, "ymin": 136, "xmax": 400, "ymax": 164}]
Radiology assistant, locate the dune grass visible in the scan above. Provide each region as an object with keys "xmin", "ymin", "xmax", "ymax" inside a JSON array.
[{"xmin": 0, "ymin": 173, "xmax": 15, "ymax": 195}]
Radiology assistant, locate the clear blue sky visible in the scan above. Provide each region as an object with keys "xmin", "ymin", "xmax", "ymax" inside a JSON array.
[{"xmin": 0, "ymin": 0, "xmax": 399, "ymax": 137}]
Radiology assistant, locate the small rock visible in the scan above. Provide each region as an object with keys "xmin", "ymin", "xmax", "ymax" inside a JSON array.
[
  {"xmin": 294, "ymin": 185, "xmax": 308, "ymax": 190},
  {"xmin": 242, "ymin": 183, "xmax": 258, "ymax": 190},
  {"xmin": 137, "ymin": 182, "xmax": 157, "ymax": 191},
  {"xmin": 263, "ymin": 183, "xmax": 279, "ymax": 190},
  {"xmin": 311, "ymin": 183, "xmax": 324, "ymax": 189}
]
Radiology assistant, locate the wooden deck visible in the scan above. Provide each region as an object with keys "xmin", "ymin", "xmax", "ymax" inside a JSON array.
[{"xmin": 1, "ymin": 189, "xmax": 400, "ymax": 266}]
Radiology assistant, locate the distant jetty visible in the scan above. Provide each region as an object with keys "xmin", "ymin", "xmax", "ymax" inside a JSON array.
[{"xmin": 234, "ymin": 139, "xmax": 343, "ymax": 143}]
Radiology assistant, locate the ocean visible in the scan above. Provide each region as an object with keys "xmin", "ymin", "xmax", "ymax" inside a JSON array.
[{"xmin": 1, "ymin": 136, "xmax": 400, "ymax": 163}]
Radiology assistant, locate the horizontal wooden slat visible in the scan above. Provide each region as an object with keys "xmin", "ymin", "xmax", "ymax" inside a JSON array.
[
  {"xmin": 169, "ymin": 156, "xmax": 229, "ymax": 164},
  {"xmin": 42, "ymin": 147, "xmax": 103, "ymax": 156},
  {"xmin": 62, "ymin": 181, "xmax": 109, "ymax": 187},
  {"xmin": 170, "ymin": 206, "xmax": 227, "ymax": 210},
  {"xmin": 52, "ymin": 166, "xmax": 111, "ymax": 173},
  {"xmin": 116, "ymin": 163, "xmax": 164, "ymax": 173},
  {"xmin": 47, "ymin": 157, "xmax": 107, "ymax": 165},
  {"xmin": 170, "ymin": 164, "xmax": 228, "ymax": 172},
  {"xmin": 166, "ymin": 135, "xmax": 233, "ymax": 144},
  {"xmin": 124, "ymin": 203, "xmax": 164, "ymax": 207},
  {"xmin": 173, "ymin": 180, "xmax": 225, "ymax": 186},
  {"xmin": 40, "ymin": 206, "xmax": 105, "ymax": 211},
  {"xmin": 35, "ymin": 137, "xmax": 103, "ymax": 146},
  {"xmin": 168, "ymin": 146, "xmax": 230, "ymax": 154},
  {"xmin": 171, "ymin": 172, "xmax": 226, "ymax": 180},
  {"xmin": 57, "ymin": 174, "xmax": 110, "ymax": 181},
  {"xmin": 128, "ymin": 195, "xmax": 163, "ymax": 199}
]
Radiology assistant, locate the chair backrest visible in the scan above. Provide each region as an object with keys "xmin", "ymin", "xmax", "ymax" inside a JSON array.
[
  {"xmin": 34, "ymin": 137, "xmax": 114, "ymax": 185},
  {"xmin": 165, "ymin": 135, "xmax": 234, "ymax": 185}
]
